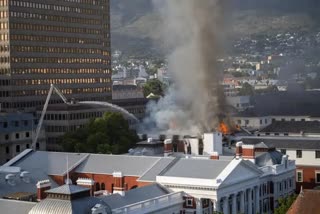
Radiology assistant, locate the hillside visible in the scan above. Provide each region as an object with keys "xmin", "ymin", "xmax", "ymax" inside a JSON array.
[{"xmin": 110, "ymin": 0, "xmax": 320, "ymax": 57}]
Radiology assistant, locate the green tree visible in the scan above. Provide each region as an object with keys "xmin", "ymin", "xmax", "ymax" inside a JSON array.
[
  {"xmin": 239, "ymin": 82, "xmax": 255, "ymax": 96},
  {"xmin": 274, "ymin": 194, "xmax": 297, "ymax": 214},
  {"xmin": 59, "ymin": 112, "xmax": 139, "ymax": 154},
  {"xmin": 143, "ymin": 79, "xmax": 166, "ymax": 97}
]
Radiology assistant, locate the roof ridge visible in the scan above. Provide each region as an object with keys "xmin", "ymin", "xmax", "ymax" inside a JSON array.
[
  {"xmin": 158, "ymin": 157, "xmax": 180, "ymax": 176},
  {"xmin": 138, "ymin": 158, "xmax": 162, "ymax": 179}
]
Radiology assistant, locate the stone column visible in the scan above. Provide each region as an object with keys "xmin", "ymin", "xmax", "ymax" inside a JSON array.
[
  {"xmin": 255, "ymin": 186, "xmax": 260, "ymax": 214},
  {"xmin": 232, "ymin": 194, "xmax": 237, "ymax": 214},
  {"xmin": 223, "ymin": 196, "xmax": 229, "ymax": 214},
  {"xmin": 248, "ymin": 189, "xmax": 253, "ymax": 214},
  {"xmin": 240, "ymin": 191, "xmax": 245, "ymax": 214},
  {"xmin": 196, "ymin": 198, "xmax": 203, "ymax": 214},
  {"xmin": 215, "ymin": 199, "xmax": 221, "ymax": 213},
  {"xmin": 209, "ymin": 199, "xmax": 215, "ymax": 214}
]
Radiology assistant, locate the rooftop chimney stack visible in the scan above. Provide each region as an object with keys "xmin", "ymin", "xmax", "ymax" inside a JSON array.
[
  {"xmin": 76, "ymin": 178, "xmax": 95, "ymax": 196},
  {"xmin": 210, "ymin": 152, "xmax": 220, "ymax": 160},
  {"xmin": 112, "ymin": 171, "xmax": 125, "ymax": 196},
  {"xmin": 236, "ymin": 141, "xmax": 243, "ymax": 159},
  {"xmin": 164, "ymin": 139, "xmax": 173, "ymax": 156},
  {"xmin": 36, "ymin": 180, "xmax": 51, "ymax": 201},
  {"xmin": 242, "ymin": 144, "xmax": 256, "ymax": 163},
  {"xmin": 203, "ymin": 133, "xmax": 223, "ymax": 155}
]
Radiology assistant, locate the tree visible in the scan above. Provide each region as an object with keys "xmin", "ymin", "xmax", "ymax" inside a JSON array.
[
  {"xmin": 274, "ymin": 194, "xmax": 297, "ymax": 214},
  {"xmin": 239, "ymin": 82, "xmax": 255, "ymax": 96},
  {"xmin": 143, "ymin": 79, "xmax": 166, "ymax": 97},
  {"xmin": 59, "ymin": 112, "xmax": 139, "ymax": 154}
]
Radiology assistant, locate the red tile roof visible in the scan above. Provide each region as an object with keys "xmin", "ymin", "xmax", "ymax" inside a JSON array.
[{"xmin": 287, "ymin": 189, "xmax": 320, "ymax": 214}]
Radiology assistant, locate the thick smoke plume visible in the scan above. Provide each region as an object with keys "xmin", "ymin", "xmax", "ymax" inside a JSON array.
[{"xmin": 142, "ymin": 0, "xmax": 229, "ymax": 135}]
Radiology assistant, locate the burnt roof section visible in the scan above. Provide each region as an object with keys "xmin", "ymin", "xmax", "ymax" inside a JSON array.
[
  {"xmin": 260, "ymin": 121, "xmax": 320, "ymax": 133},
  {"xmin": 235, "ymin": 91, "xmax": 320, "ymax": 117},
  {"xmin": 242, "ymin": 136, "xmax": 320, "ymax": 150}
]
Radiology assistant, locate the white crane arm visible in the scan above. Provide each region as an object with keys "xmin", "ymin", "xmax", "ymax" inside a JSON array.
[{"xmin": 32, "ymin": 84, "xmax": 69, "ymax": 150}]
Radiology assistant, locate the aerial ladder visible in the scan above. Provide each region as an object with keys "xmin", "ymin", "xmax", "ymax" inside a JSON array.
[{"xmin": 32, "ymin": 84, "xmax": 70, "ymax": 150}]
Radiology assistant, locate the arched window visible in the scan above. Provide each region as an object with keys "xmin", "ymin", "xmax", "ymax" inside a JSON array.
[
  {"xmin": 96, "ymin": 182, "xmax": 100, "ymax": 191},
  {"xmin": 101, "ymin": 183, "xmax": 105, "ymax": 190}
]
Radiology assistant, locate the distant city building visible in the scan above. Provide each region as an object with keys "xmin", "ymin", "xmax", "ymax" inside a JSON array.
[
  {"xmin": 0, "ymin": 112, "xmax": 45, "ymax": 164},
  {"xmin": 0, "ymin": 0, "xmax": 111, "ymax": 112},
  {"xmin": 112, "ymin": 85, "xmax": 144, "ymax": 100},
  {"xmin": 38, "ymin": 100, "xmax": 147, "ymax": 151}
]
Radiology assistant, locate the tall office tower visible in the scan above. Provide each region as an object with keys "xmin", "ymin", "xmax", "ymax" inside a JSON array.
[{"xmin": 0, "ymin": 0, "xmax": 111, "ymax": 112}]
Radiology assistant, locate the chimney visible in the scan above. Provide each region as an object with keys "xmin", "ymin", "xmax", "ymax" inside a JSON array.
[
  {"xmin": 112, "ymin": 171, "xmax": 125, "ymax": 196},
  {"xmin": 203, "ymin": 133, "xmax": 223, "ymax": 156},
  {"xmin": 36, "ymin": 180, "xmax": 51, "ymax": 201},
  {"xmin": 236, "ymin": 141, "xmax": 243, "ymax": 159},
  {"xmin": 164, "ymin": 139, "xmax": 173, "ymax": 156},
  {"xmin": 210, "ymin": 152, "xmax": 220, "ymax": 160},
  {"xmin": 76, "ymin": 178, "xmax": 95, "ymax": 196},
  {"xmin": 242, "ymin": 145, "xmax": 255, "ymax": 163}
]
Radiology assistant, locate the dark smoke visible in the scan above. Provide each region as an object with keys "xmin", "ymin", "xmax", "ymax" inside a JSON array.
[{"xmin": 141, "ymin": 0, "xmax": 230, "ymax": 135}]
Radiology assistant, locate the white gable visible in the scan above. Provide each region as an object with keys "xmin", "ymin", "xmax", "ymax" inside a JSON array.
[{"xmin": 218, "ymin": 161, "xmax": 261, "ymax": 188}]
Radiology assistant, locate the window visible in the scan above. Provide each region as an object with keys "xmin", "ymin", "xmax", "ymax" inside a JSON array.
[
  {"xmin": 296, "ymin": 171, "xmax": 303, "ymax": 182},
  {"xmin": 316, "ymin": 172, "xmax": 320, "ymax": 183},
  {"xmin": 5, "ymin": 146, "xmax": 9, "ymax": 154},
  {"xmin": 280, "ymin": 149, "xmax": 286, "ymax": 155},
  {"xmin": 3, "ymin": 121, "xmax": 7, "ymax": 128},
  {"xmin": 245, "ymin": 120, "xmax": 249, "ymax": 125},
  {"xmin": 186, "ymin": 198, "xmax": 193, "ymax": 207},
  {"xmin": 296, "ymin": 150, "xmax": 302, "ymax": 158},
  {"xmin": 36, "ymin": 143, "xmax": 40, "ymax": 150},
  {"xmin": 101, "ymin": 183, "xmax": 105, "ymax": 190},
  {"xmin": 16, "ymin": 145, "xmax": 20, "ymax": 153},
  {"xmin": 316, "ymin": 151, "xmax": 320, "ymax": 159},
  {"xmin": 95, "ymin": 182, "xmax": 100, "ymax": 191},
  {"xmin": 16, "ymin": 133, "xmax": 20, "ymax": 139},
  {"xmin": 26, "ymin": 132, "xmax": 30, "ymax": 138},
  {"xmin": 5, "ymin": 134, "xmax": 9, "ymax": 140},
  {"xmin": 26, "ymin": 144, "xmax": 30, "ymax": 149}
]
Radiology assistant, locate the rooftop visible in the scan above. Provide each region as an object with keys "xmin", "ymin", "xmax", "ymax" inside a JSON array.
[
  {"xmin": 75, "ymin": 154, "xmax": 164, "ymax": 176},
  {"xmin": 46, "ymin": 184, "xmax": 90, "ymax": 195},
  {"xmin": 100, "ymin": 183, "xmax": 169, "ymax": 210},
  {"xmin": 287, "ymin": 189, "xmax": 320, "ymax": 214},
  {"xmin": 260, "ymin": 121, "xmax": 320, "ymax": 133},
  {"xmin": 161, "ymin": 158, "xmax": 231, "ymax": 179},
  {"xmin": 0, "ymin": 198, "xmax": 36, "ymax": 214},
  {"xmin": 241, "ymin": 136, "xmax": 320, "ymax": 150}
]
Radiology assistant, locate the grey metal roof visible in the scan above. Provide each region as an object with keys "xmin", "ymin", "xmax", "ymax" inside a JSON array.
[
  {"xmin": 46, "ymin": 184, "xmax": 89, "ymax": 195},
  {"xmin": 100, "ymin": 183, "xmax": 169, "ymax": 210},
  {"xmin": 161, "ymin": 158, "xmax": 231, "ymax": 179},
  {"xmin": 29, "ymin": 197, "xmax": 112, "ymax": 214},
  {"xmin": 0, "ymin": 198, "xmax": 36, "ymax": 214},
  {"xmin": 12, "ymin": 151, "xmax": 88, "ymax": 176},
  {"xmin": 138, "ymin": 157, "xmax": 175, "ymax": 181},
  {"xmin": 75, "ymin": 154, "xmax": 162, "ymax": 176},
  {"xmin": 0, "ymin": 151, "xmax": 88, "ymax": 198},
  {"xmin": 242, "ymin": 136, "xmax": 320, "ymax": 150},
  {"xmin": 255, "ymin": 151, "xmax": 283, "ymax": 167},
  {"xmin": 260, "ymin": 121, "xmax": 320, "ymax": 133}
]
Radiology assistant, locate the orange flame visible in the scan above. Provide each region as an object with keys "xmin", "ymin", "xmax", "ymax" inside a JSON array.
[{"xmin": 219, "ymin": 122, "xmax": 230, "ymax": 135}]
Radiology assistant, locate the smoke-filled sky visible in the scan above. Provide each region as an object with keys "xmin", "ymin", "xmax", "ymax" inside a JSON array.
[{"xmin": 141, "ymin": 0, "xmax": 230, "ymax": 135}]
